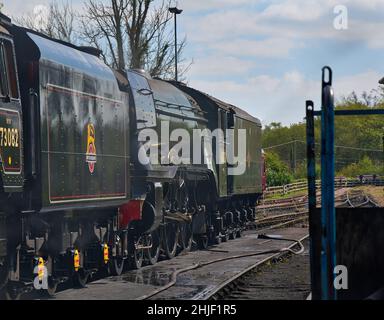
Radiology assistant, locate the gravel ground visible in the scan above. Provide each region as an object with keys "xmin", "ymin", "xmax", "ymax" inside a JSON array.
[
  {"xmin": 355, "ymin": 186, "xmax": 384, "ymax": 206},
  {"xmin": 223, "ymin": 239, "xmax": 310, "ymax": 300}
]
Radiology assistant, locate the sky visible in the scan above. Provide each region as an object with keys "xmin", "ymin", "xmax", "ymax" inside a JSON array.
[{"xmin": 3, "ymin": 0, "xmax": 384, "ymax": 126}]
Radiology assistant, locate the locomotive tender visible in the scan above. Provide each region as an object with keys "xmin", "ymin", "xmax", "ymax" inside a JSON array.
[{"xmin": 0, "ymin": 13, "xmax": 264, "ymax": 298}]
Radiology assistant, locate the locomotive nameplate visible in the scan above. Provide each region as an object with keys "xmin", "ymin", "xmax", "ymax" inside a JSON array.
[{"xmin": 0, "ymin": 108, "xmax": 22, "ymax": 175}]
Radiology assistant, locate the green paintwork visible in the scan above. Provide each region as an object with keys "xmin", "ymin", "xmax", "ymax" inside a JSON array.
[
  {"xmin": 38, "ymin": 60, "xmax": 129, "ymax": 208},
  {"xmin": 217, "ymin": 110, "xmax": 227, "ymax": 197},
  {"xmin": 0, "ymin": 35, "xmax": 23, "ymax": 192},
  {"xmin": 0, "ymin": 104, "xmax": 23, "ymax": 191},
  {"xmin": 232, "ymin": 116, "xmax": 263, "ymax": 195}
]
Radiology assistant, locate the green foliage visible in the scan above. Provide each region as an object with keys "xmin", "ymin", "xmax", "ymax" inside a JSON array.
[
  {"xmin": 263, "ymin": 88, "xmax": 384, "ymax": 179},
  {"xmin": 337, "ymin": 156, "xmax": 383, "ymax": 177},
  {"xmin": 293, "ymin": 161, "xmax": 307, "ymax": 180},
  {"xmin": 265, "ymin": 152, "xmax": 293, "ymax": 186},
  {"xmin": 292, "ymin": 161, "xmax": 321, "ymax": 180}
]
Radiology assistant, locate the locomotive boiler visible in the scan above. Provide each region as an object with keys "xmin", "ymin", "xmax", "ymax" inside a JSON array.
[{"xmin": 0, "ymin": 13, "xmax": 264, "ymax": 299}]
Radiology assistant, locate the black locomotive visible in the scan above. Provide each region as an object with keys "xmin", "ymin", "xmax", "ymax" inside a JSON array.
[{"xmin": 0, "ymin": 13, "xmax": 264, "ymax": 299}]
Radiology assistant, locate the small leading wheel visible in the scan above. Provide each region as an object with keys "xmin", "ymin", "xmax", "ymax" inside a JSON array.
[
  {"xmin": 196, "ymin": 234, "xmax": 208, "ymax": 250},
  {"xmin": 146, "ymin": 230, "xmax": 160, "ymax": 265},
  {"xmin": 163, "ymin": 222, "xmax": 180, "ymax": 259},
  {"xmin": 110, "ymin": 257, "xmax": 125, "ymax": 276},
  {"xmin": 73, "ymin": 269, "xmax": 89, "ymax": 288}
]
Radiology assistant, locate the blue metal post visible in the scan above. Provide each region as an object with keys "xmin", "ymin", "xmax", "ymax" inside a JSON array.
[
  {"xmin": 306, "ymin": 100, "xmax": 319, "ymax": 298},
  {"xmin": 306, "ymin": 101, "xmax": 316, "ymax": 214},
  {"xmin": 320, "ymin": 67, "xmax": 337, "ymax": 300},
  {"xmin": 306, "ymin": 67, "xmax": 384, "ymax": 300}
]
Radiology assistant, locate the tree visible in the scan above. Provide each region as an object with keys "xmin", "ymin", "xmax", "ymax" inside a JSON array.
[
  {"xmin": 13, "ymin": 0, "xmax": 190, "ymax": 79},
  {"xmin": 263, "ymin": 89, "xmax": 384, "ymax": 180},
  {"xmin": 265, "ymin": 152, "xmax": 293, "ymax": 186},
  {"xmin": 81, "ymin": 0, "xmax": 127, "ymax": 70},
  {"xmin": 338, "ymin": 156, "xmax": 383, "ymax": 177},
  {"xmin": 14, "ymin": 1, "xmax": 77, "ymax": 43},
  {"xmin": 81, "ymin": 0, "xmax": 189, "ymax": 78}
]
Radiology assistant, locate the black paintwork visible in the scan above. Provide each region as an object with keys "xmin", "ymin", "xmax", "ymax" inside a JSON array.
[
  {"xmin": 10, "ymin": 26, "xmax": 130, "ymax": 212},
  {"xmin": 0, "ymin": 27, "xmax": 23, "ymax": 193}
]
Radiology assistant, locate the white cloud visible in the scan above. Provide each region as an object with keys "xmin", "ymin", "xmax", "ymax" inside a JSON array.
[
  {"xmin": 32, "ymin": 4, "xmax": 49, "ymax": 30},
  {"xmin": 4, "ymin": 0, "xmax": 384, "ymax": 126},
  {"xmin": 184, "ymin": 10, "xmax": 259, "ymax": 43},
  {"xmin": 184, "ymin": 0, "xmax": 384, "ymax": 52},
  {"xmin": 343, "ymin": 20, "xmax": 384, "ymax": 49},
  {"xmin": 179, "ymin": 0, "xmax": 252, "ymax": 13},
  {"xmin": 189, "ymin": 70, "xmax": 382, "ymax": 125},
  {"xmin": 336, "ymin": 71, "xmax": 382, "ymax": 98},
  {"xmin": 351, "ymin": 0, "xmax": 384, "ymax": 11},
  {"xmin": 188, "ymin": 56, "xmax": 257, "ymax": 77},
  {"xmin": 261, "ymin": 0, "xmax": 328, "ymax": 22},
  {"xmin": 211, "ymin": 38, "xmax": 300, "ymax": 58},
  {"xmin": 2, "ymin": 0, "xmax": 84, "ymax": 17},
  {"xmin": 3, "ymin": 0, "xmax": 50, "ymax": 16}
]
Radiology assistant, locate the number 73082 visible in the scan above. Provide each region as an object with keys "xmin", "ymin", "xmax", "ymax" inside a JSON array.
[{"xmin": 0, "ymin": 127, "xmax": 19, "ymax": 148}]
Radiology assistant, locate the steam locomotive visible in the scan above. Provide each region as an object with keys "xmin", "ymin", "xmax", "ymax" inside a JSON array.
[{"xmin": 0, "ymin": 13, "xmax": 264, "ymax": 299}]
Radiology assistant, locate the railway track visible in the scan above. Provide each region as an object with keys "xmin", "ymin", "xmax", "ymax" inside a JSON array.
[
  {"xmin": 255, "ymin": 212, "xmax": 308, "ymax": 228},
  {"xmin": 4, "ymin": 200, "xmax": 308, "ymax": 300},
  {"xmin": 258, "ymin": 196, "xmax": 308, "ymax": 214},
  {"xmin": 204, "ymin": 236, "xmax": 309, "ymax": 300},
  {"xmin": 335, "ymin": 190, "xmax": 379, "ymax": 208},
  {"xmin": 138, "ymin": 231, "xmax": 308, "ymax": 301},
  {"xmin": 139, "ymin": 214, "xmax": 309, "ymax": 300},
  {"xmin": 254, "ymin": 195, "xmax": 309, "ymax": 232},
  {"xmin": 195, "ymin": 189, "xmax": 379, "ymax": 301},
  {"xmin": 25, "ymin": 188, "xmax": 378, "ymax": 300},
  {"xmin": 78, "ymin": 196, "xmax": 309, "ymax": 300}
]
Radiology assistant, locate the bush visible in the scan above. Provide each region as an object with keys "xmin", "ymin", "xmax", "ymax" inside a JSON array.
[
  {"xmin": 293, "ymin": 161, "xmax": 321, "ymax": 180},
  {"xmin": 337, "ymin": 156, "xmax": 382, "ymax": 177},
  {"xmin": 265, "ymin": 152, "xmax": 293, "ymax": 186}
]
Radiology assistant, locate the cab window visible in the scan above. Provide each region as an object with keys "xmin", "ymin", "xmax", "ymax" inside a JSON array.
[
  {"xmin": 0, "ymin": 41, "xmax": 7, "ymax": 97},
  {"xmin": 0, "ymin": 39, "xmax": 19, "ymax": 99}
]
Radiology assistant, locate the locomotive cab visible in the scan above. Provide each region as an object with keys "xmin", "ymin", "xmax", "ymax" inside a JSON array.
[
  {"xmin": 0, "ymin": 15, "xmax": 23, "ymax": 195},
  {"xmin": 0, "ymin": 13, "xmax": 23, "ymax": 291}
]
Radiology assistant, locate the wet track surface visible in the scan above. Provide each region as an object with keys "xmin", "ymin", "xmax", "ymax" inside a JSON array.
[{"xmin": 40, "ymin": 226, "xmax": 308, "ymax": 300}]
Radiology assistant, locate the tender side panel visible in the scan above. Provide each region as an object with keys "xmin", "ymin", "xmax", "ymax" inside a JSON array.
[
  {"xmin": 232, "ymin": 116, "xmax": 262, "ymax": 195},
  {"xmin": 39, "ymin": 61, "xmax": 128, "ymax": 206}
]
